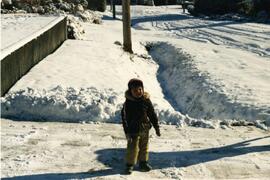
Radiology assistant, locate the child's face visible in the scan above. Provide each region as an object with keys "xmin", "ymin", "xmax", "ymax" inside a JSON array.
[{"xmin": 131, "ymin": 86, "xmax": 144, "ymax": 98}]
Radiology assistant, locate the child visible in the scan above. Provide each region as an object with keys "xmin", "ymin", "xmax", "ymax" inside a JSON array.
[{"xmin": 121, "ymin": 78, "xmax": 161, "ymax": 174}]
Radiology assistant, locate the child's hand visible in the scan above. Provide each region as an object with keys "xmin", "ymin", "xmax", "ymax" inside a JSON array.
[{"xmin": 155, "ymin": 128, "xmax": 161, "ymax": 137}]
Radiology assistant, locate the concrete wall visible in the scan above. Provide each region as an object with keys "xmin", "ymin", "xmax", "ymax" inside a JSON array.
[{"xmin": 1, "ymin": 17, "xmax": 67, "ymax": 96}]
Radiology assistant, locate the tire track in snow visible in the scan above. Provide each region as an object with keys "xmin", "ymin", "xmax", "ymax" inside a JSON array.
[
  {"xmin": 192, "ymin": 28, "xmax": 269, "ymax": 57},
  {"xmin": 161, "ymin": 21, "xmax": 270, "ymax": 57},
  {"xmin": 134, "ymin": 12, "xmax": 270, "ymax": 58},
  {"xmin": 210, "ymin": 26, "xmax": 270, "ymax": 41}
]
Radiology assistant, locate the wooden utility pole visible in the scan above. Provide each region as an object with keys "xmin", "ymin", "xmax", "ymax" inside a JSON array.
[
  {"xmin": 122, "ymin": 0, "xmax": 133, "ymax": 53},
  {"xmin": 113, "ymin": 0, "xmax": 116, "ymax": 19},
  {"xmin": 110, "ymin": 0, "xmax": 113, "ymax": 10}
]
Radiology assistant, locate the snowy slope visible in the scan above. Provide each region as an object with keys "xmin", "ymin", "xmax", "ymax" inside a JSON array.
[
  {"xmin": 129, "ymin": 5, "xmax": 270, "ymax": 124},
  {"xmin": 148, "ymin": 41, "xmax": 270, "ymax": 122},
  {"xmin": 1, "ymin": 5, "xmax": 270, "ymax": 127},
  {"xmin": 0, "ymin": 18, "xmax": 189, "ymax": 126}
]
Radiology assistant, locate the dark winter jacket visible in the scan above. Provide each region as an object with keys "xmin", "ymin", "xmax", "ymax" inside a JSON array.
[{"xmin": 121, "ymin": 90, "xmax": 159, "ymax": 136}]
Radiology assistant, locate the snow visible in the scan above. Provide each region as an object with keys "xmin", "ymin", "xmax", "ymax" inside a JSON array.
[
  {"xmin": 0, "ymin": 13, "xmax": 199, "ymax": 127},
  {"xmin": 1, "ymin": 86, "xmax": 121, "ymax": 122},
  {"xmin": 148, "ymin": 41, "xmax": 270, "ymax": 122},
  {"xmin": 1, "ymin": 5, "xmax": 270, "ymax": 127},
  {"xmin": 130, "ymin": 6, "xmax": 270, "ymax": 57},
  {"xmin": 1, "ymin": 5, "xmax": 270, "ymax": 179},
  {"xmin": 1, "ymin": 119, "xmax": 270, "ymax": 179},
  {"xmin": 1, "ymin": 14, "xmax": 65, "ymax": 59},
  {"xmin": 130, "ymin": 5, "xmax": 270, "ymax": 125}
]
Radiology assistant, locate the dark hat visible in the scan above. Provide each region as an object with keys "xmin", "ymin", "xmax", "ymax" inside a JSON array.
[{"xmin": 128, "ymin": 78, "xmax": 144, "ymax": 90}]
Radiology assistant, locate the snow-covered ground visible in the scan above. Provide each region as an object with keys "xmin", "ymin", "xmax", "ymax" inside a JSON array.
[
  {"xmin": 1, "ymin": 14, "xmax": 64, "ymax": 59},
  {"xmin": 1, "ymin": 9, "xmax": 215, "ymax": 128},
  {"xmin": 1, "ymin": 5, "xmax": 270, "ymax": 126},
  {"xmin": 1, "ymin": 119, "xmax": 270, "ymax": 179},
  {"xmin": 1, "ymin": 5, "xmax": 270, "ymax": 179},
  {"xmin": 129, "ymin": 5, "xmax": 270, "ymax": 123},
  {"xmin": 130, "ymin": 6, "xmax": 270, "ymax": 58}
]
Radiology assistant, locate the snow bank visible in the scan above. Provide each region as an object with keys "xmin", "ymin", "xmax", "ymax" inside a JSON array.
[
  {"xmin": 147, "ymin": 41, "xmax": 270, "ymax": 125},
  {"xmin": 1, "ymin": 86, "xmax": 217, "ymax": 128},
  {"xmin": 1, "ymin": 86, "xmax": 122, "ymax": 122}
]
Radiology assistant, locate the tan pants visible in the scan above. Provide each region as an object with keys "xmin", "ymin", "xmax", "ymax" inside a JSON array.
[{"xmin": 125, "ymin": 131, "xmax": 149, "ymax": 165}]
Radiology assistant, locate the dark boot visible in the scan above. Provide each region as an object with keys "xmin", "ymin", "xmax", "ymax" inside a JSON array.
[
  {"xmin": 139, "ymin": 161, "xmax": 152, "ymax": 172},
  {"xmin": 124, "ymin": 164, "xmax": 133, "ymax": 175}
]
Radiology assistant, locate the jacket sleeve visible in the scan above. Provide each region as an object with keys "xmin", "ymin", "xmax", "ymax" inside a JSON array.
[
  {"xmin": 146, "ymin": 99, "xmax": 159, "ymax": 130},
  {"xmin": 121, "ymin": 102, "xmax": 128, "ymax": 134}
]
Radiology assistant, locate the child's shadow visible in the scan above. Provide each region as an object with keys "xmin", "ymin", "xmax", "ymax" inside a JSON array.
[
  {"xmin": 3, "ymin": 136, "xmax": 270, "ymax": 179},
  {"xmin": 96, "ymin": 135, "xmax": 270, "ymax": 170}
]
